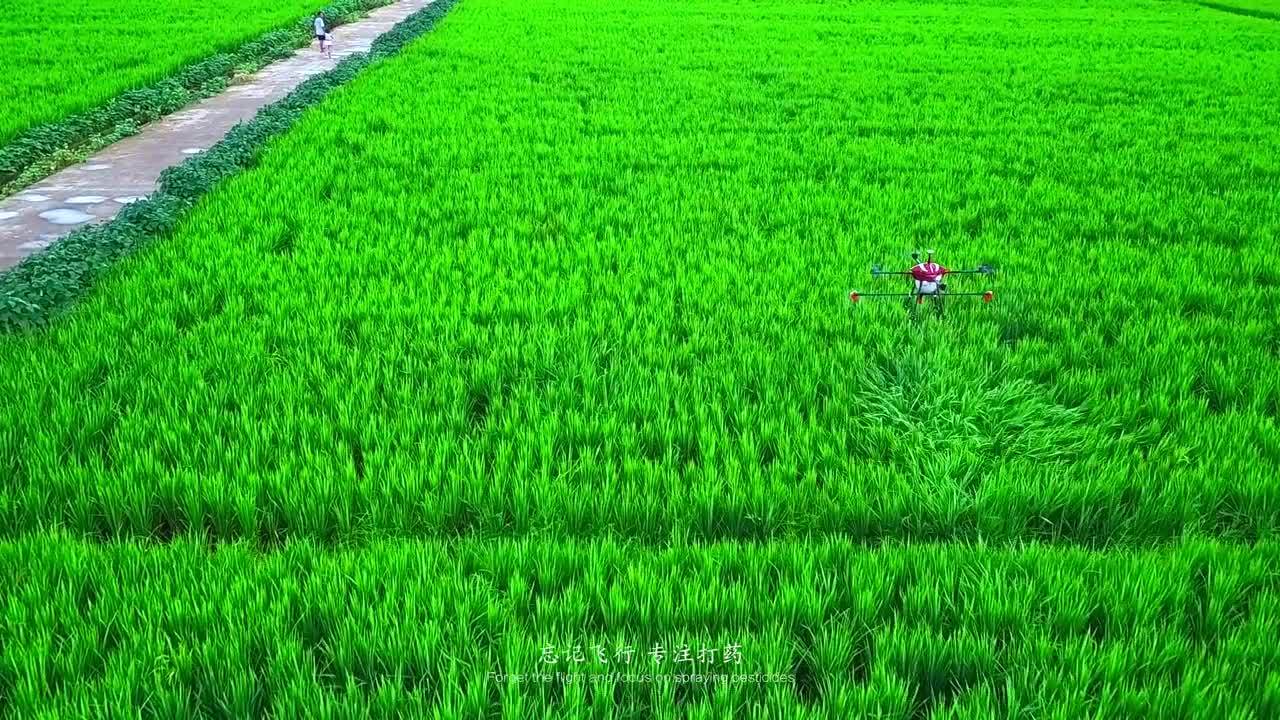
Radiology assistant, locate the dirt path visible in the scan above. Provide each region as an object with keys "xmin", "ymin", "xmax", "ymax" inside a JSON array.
[{"xmin": 0, "ymin": 0, "xmax": 431, "ymax": 272}]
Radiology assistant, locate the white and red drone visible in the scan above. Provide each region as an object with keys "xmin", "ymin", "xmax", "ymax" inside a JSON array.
[{"xmin": 849, "ymin": 250, "xmax": 995, "ymax": 315}]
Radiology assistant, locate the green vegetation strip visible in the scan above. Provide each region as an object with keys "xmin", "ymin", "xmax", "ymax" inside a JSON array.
[
  {"xmin": 0, "ymin": 0, "xmax": 459, "ymax": 330},
  {"xmin": 2, "ymin": 536, "xmax": 1277, "ymax": 717},
  {"xmin": 0, "ymin": 0, "xmax": 394, "ymax": 197}
]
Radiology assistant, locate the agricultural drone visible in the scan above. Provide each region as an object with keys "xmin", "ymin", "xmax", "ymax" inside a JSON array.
[{"xmin": 849, "ymin": 250, "xmax": 995, "ymax": 316}]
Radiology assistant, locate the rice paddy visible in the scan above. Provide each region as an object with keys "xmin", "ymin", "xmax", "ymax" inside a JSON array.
[
  {"xmin": 3, "ymin": 537, "xmax": 1278, "ymax": 717},
  {"xmin": 0, "ymin": 0, "xmax": 341, "ymax": 145},
  {"xmin": 1, "ymin": 0, "xmax": 1278, "ymax": 714}
]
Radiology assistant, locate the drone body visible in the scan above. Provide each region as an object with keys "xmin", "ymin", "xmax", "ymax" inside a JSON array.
[{"xmin": 849, "ymin": 250, "xmax": 996, "ymax": 314}]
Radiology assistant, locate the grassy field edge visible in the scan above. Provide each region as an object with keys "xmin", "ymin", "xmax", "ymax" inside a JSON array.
[
  {"xmin": 0, "ymin": 0, "xmax": 460, "ymax": 333},
  {"xmin": 1194, "ymin": 0, "xmax": 1280, "ymax": 22},
  {"xmin": 0, "ymin": 0, "xmax": 396, "ymax": 199}
]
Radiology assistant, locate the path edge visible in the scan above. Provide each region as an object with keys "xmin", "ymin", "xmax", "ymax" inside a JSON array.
[
  {"xmin": 0, "ymin": 0, "xmax": 460, "ymax": 333},
  {"xmin": 1195, "ymin": 1, "xmax": 1280, "ymax": 22},
  {"xmin": 0, "ymin": 0, "xmax": 398, "ymax": 198}
]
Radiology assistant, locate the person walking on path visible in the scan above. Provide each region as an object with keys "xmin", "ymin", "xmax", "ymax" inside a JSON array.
[{"xmin": 313, "ymin": 13, "xmax": 329, "ymax": 56}]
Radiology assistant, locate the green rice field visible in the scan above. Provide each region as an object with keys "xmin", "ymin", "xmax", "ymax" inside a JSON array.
[
  {"xmin": 4, "ymin": 538, "xmax": 1278, "ymax": 717},
  {"xmin": 2, "ymin": 0, "xmax": 1279, "ymax": 715},
  {"xmin": 0, "ymin": 0, "xmax": 337, "ymax": 145}
]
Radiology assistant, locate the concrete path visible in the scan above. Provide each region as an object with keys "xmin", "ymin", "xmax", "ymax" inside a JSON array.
[{"xmin": 0, "ymin": 0, "xmax": 431, "ymax": 271}]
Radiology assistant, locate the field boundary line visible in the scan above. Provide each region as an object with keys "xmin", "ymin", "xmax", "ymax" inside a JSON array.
[
  {"xmin": 0, "ymin": 0, "xmax": 461, "ymax": 331},
  {"xmin": 0, "ymin": 526, "xmax": 1266, "ymax": 553},
  {"xmin": 1195, "ymin": 1, "xmax": 1280, "ymax": 21},
  {"xmin": 1, "ymin": 530, "xmax": 1276, "ymax": 558},
  {"xmin": 0, "ymin": 0, "xmax": 396, "ymax": 198}
]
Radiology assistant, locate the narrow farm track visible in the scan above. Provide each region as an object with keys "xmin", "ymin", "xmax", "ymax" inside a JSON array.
[{"xmin": 0, "ymin": 0, "xmax": 433, "ymax": 271}]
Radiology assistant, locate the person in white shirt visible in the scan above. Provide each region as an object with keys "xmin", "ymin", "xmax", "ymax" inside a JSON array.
[{"xmin": 313, "ymin": 13, "xmax": 328, "ymax": 55}]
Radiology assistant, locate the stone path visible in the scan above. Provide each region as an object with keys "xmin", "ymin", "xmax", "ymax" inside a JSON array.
[{"xmin": 0, "ymin": 0, "xmax": 431, "ymax": 272}]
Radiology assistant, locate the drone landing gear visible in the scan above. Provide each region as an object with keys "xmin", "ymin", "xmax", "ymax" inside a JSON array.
[{"xmin": 906, "ymin": 290, "xmax": 945, "ymax": 318}]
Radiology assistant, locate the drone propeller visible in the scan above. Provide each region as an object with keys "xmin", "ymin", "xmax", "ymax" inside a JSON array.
[
  {"xmin": 850, "ymin": 290, "xmax": 994, "ymax": 303},
  {"xmin": 870, "ymin": 264, "xmax": 997, "ymax": 277}
]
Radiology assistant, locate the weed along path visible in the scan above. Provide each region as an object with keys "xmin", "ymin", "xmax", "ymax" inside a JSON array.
[{"xmin": 0, "ymin": 0, "xmax": 431, "ymax": 272}]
